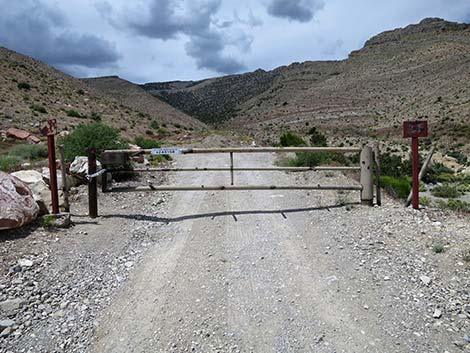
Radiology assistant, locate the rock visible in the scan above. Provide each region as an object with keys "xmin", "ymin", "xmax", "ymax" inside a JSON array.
[
  {"xmin": 0, "ymin": 172, "xmax": 39, "ymax": 230},
  {"xmin": 433, "ymin": 308, "xmax": 442, "ymax": 318},
  {"xmin": 42, "ymin": 213, "xmax": 73, "ymax": 229},
  {"xmin": 6, "ymin": 127, "xmax": 30, "ymax": 140},
  {"xmin": 17, "ymin": 259, "xmax": 33, "ymax": 267},
  {"xmin": 0, "ymin": 326, "xmax": 12, "ymax": 337},
  {"xmin": 11, "ymin": 170, "xmax": 43, "ymax": 184},
  {"xmin": 69, "ymin": 156, "xmax": 102, "ymax": 183},
  {"xmin": 463, "ymin": 334, "xmax": 470, "ymax": 343},
  {"xmin": 0, "ymin": 298, "xmax": 26, "ymax": 316},
  {"xmin": 0, "ymin": 319, "xmax": 15, "ymax": 330},
  {"xmin": 11, "ymin": 170, "xmax": 51, "ymax": 215},
  {"xmin": 419, "ymin": 275, "xmax": 431, "ymax": 285}
]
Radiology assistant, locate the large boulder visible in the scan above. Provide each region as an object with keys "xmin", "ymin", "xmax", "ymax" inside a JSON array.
[
  {"xmin": 0, "ymin": 172, "xmax": 39, "ymax": 230},
  {"xmin": 69, "ymin": 156, "xmax": 102, "ymax": 184},
  {"xmin": 11, "ymin": 170, "xmax": 51, "ymax": 215}
]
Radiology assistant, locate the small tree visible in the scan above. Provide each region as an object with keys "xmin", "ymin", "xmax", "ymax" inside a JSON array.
[{"xmin": 61, "ymin": 122, "xmax": 128, "ymax": 161}]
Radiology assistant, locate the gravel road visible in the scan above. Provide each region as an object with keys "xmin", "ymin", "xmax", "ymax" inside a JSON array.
[{"xmin": 87, "ymin": 152, "xmax": 470, "ymax": 353}]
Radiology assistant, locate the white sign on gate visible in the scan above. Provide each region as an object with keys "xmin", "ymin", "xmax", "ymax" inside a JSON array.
[{"xmin": 151, "ymin": 148, "xmax": 182, "ymax": 155}]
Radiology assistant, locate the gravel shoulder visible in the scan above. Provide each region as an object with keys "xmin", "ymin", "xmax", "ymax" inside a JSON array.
[{"xmin": 1, "ymin": 152, "xmax": 469, "ymax": 352}]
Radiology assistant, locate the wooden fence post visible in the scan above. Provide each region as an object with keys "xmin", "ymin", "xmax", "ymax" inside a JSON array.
[
  {"xmin": 88, "ymin": 148, "xmax": 98, "ymax": 218},
  {"xmin": 360, "ymin": 146, "xmax": 374, "ymax": 206}
]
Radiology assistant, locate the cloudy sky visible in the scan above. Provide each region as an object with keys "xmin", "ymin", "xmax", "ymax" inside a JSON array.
[{"xmin": 1, "ymin": 0, "xmax": 469, "ymax": 83}]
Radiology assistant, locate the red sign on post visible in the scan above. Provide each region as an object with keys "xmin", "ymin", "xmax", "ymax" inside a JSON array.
[
  {"xmin": 403, "ymin": 120, "xmax": 428, "ymax": 138},
  {"xmin": 403, "ymin": 120, "xmax": 428, "ymax": 210}
]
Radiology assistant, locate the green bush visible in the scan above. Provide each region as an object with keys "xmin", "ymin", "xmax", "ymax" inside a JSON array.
[
  {"xmin": 134, "ymin": 137, "xmax": 161, "ymax": 149},
  {"xmin": 150, "ymin": 154, "xmax": 172, "ymax": 166},
  {"xmin": 436, "ymin": 199, "xmax": 470, "ymax": 212},
  {"xmin": 0, "ymin": 155, "xmax": 21, "ymax": 172},
  {"xmin": 431, "ymin": 184, "xmax": 461, "ymax": 198},
  {"xmin": 307, "ymin": 127, "xmax": 327, "ymax": 147},
  {"xmin": 279, "ymin": 131, "xmax": 306, "ymax": 147},
  {"xmin": 380, "ymin": 176, "xmax": 411, "ymax": 199},
  {"xmin": 17, "ymin": 82, "xmax": 31, "ymax": 90},
  {"xmin": 9, "ymin": 144, "xmax": 48, "ymax": 160},
  {"xmin": 423, "ymin": 162, "xmax": 454, "ymax": 183},
  {"xmin": 289, "ymin": 152, "xmax": 330, "ymax": 167},
  {"xmin": 30, "ymin": 104, "xmax": 47, "ymax": 114},
  {"xmin": 150, "ymin": 121, "xmax": 160, "ymax": 130},
  {"xmin": 379, "ymin": 153, "xmax": 411, "ymax": 178},
  {"xmin": 66, "ymin": 110, "xmax": 83, "ymax": 118},
  {"xmin": 90, "ymin": 112, "xmax": 101, "ymax": 121},
  {"xmin": 60, "ymin": 122, "xmax": 128, "ymax": 161}
]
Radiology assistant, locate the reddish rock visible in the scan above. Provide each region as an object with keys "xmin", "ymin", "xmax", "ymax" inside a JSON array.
[
  {"xmin": 6, "ymin": 128, "xmax": 41, "ymax": 144},
  {"xmin": 6, "ymin": 128, "xmax": 30, "ymax": 140},
  {"xmin": 26, "ymin": 135, "xmax": 41, "ymax": 144},
  {"xmin": 0, "ymin": 172, "xmax": 39, "ymax": 230}
]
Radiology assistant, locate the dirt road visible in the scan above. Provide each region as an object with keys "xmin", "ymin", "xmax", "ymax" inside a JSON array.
[{"xmin": 89, "ymin": 153, "xmax": 470, "ymax": 353}]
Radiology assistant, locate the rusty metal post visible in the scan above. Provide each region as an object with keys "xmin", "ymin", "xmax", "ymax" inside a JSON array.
[
  {"xmin": 88, "ymin": 148, "xmax": 98, "ymax": 218},
  {"xmin": 59, "ymin": 145, "xmax": 70, "ymax": 213},
  {"xmin": 360, "ymin": 146, "xmax": 374, "ymax": 206},
  {"xmin": 47, "ymin": 130, "xmax": 60, "ymax": 214},
  {"xmin": 230, "ymin": 152, "xmax": 234, "ymax": 186}
]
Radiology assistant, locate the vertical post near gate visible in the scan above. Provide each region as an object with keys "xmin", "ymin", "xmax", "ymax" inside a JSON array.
[
  {"xmin": 360, "ymin": 146, "xmax": 374, "ymax": 205},
  {"xmin": 59, "ymin": 145, "xmax": 70, "ymax": 213},
  {"xmin": 41, "ymin": 119, "xmax": 59, "ymax": 214},
  {"xmin": 230, "ymin": 152, "xmax": 234, "ymax": 186},
  {"xmin": 403, "ymin": 120, "xmax": 428, "ymax": 210},
  {"xmin": 88, "ymin": 148, "xmax": 98, "ymax": 218}
]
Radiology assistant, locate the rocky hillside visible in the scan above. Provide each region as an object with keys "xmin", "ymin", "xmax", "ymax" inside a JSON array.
[
  {"xmin": 82, "ymin": 76, "xmax": 206, "ymax": 129},
  {"xmin": 142, "ymin": 69, "xmax": 279, "ymax": 125},
  {"xmin": 0, "ymin": 47, "xmax": 204, "ymax": 141},
  {"xmin": 143, "ymin": 18, "xmax": 470, "ymax": 152}
]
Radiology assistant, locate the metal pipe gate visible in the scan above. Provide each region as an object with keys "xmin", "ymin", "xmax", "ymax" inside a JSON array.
[{"xmin": 87, "ymin": 146, "xmax": 377, "ymax": 218}]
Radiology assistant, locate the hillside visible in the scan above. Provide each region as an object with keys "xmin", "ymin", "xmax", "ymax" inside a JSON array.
[
  {"xmin": 82, "ymin": 76, "xmax": 206, "ymax": 129},
  {"xmin": 0, "ymin": 47, "xmax": 204, "ymax": 142},
  {"xmin": 142, "ymin": 18, "xmax": 470, "ymax": 152},
  {"xmin": 142, "ymin": 69, "xmax": 278, "ymax": 125}
]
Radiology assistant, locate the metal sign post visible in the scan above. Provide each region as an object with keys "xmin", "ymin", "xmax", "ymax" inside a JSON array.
[
  {"xmin": 41, "ymin": 119, "xmax": 59, "ymax": 214},
  {"xmin": 403, "ymin": 120, "xmax": 428, "ymax": 210}
]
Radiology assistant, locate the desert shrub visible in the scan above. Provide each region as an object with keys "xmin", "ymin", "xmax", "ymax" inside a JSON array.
[
  {"xmin": 66, "ymin": 110, "xmax": 83, "ymax": 118},
  {"xmin": 380, "ymin": 176, "xmax": 411, "ymax": 199},
  {"xmin": 60, "ymin": 122, "xmax": 128, "ymax": 161},
  {"xmin": 420, "ymin": 196, "xmax": 431, "ymax": 206},
  {"xmin": 8, "ymin": 144, "xmax": 48, "ymax": 160},
  {"xmin": 150, "ymin": 120, "xmax": 160, "ymax": 130},
  {"xmin": 307, "ymin": 127, "xmax": 327, "ymax": 147},
  {"xmin": 447, "ymin": 150, "xmax": 468, "ymax": 166},
  {"xmin": 431, "ymin": 184, "xmax": 461, "ymax": 198},
  {"xmin": 423, "ymin": 162, "xmax": 454, "ymax": 183},
  {"xmin": 436, "ymin": 199, "xmax": 470, "ymax": 212},
  {"xmin": 90, "ymin": 112, "xmax": 101, "ymax": 121},
  {"xmin": 134, "ymin": 137, "xmax": 161, "ymax": 149},
  {"xmin": 174, "ymin": 123, "xmax": 182, "ymax": 129},
  {"xmin": 279, "ymin": 131, "xmax": 306, "ymax": 147},
  {"xmin": 0, "ymin": 155, "xmax": 21, "ymax": 172},
  {"xmin": 157, "ymin": 127, "xmax": 168, "ymax": 134},
  {"xmin": 150, "ymin": 154, "xmax": 172, "ymax": 166},
  {"xmin": 17, "ymin": 82, "xmax": 31, "ymax": 90},
  {"xmin": 30, "ymin": 104, "xmax": 47, "ymax": 114},
  {"xmin": 379, "ymin": 153, "xmax": 410, "ymax": 178},
  {"xmin": 289, "ymin": 151, "xmax": 330, "ymax": 167},
  {"xmin": 77, "ymin": 89, "xmax": 85, "ymax": 95}
]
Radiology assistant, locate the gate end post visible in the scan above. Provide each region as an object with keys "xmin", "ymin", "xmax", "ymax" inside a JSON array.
[
  {"xmin": 88, "ymin": 148, "xmax": 98, "ymax": 218},
  {"xmin": 360, "ymin": 146, "xmax": 374, "ymax": 206}
]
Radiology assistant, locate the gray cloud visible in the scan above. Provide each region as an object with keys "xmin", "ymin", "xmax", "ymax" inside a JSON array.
[
  {"xmin": 0, "ymin": 0, "xmax": 120, "ymax": 74},
  {"xmin": 267, "ymin": 0, "xmax": 324, "ymax": 22},
  {"xmin": 100, "ymin": 0, "xmax": 248, "ymax": 74}
]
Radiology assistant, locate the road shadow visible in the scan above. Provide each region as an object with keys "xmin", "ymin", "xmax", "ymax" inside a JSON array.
[{"xmin": 102, "ymin": 203, "xmax": 360, "ymax": 224}]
